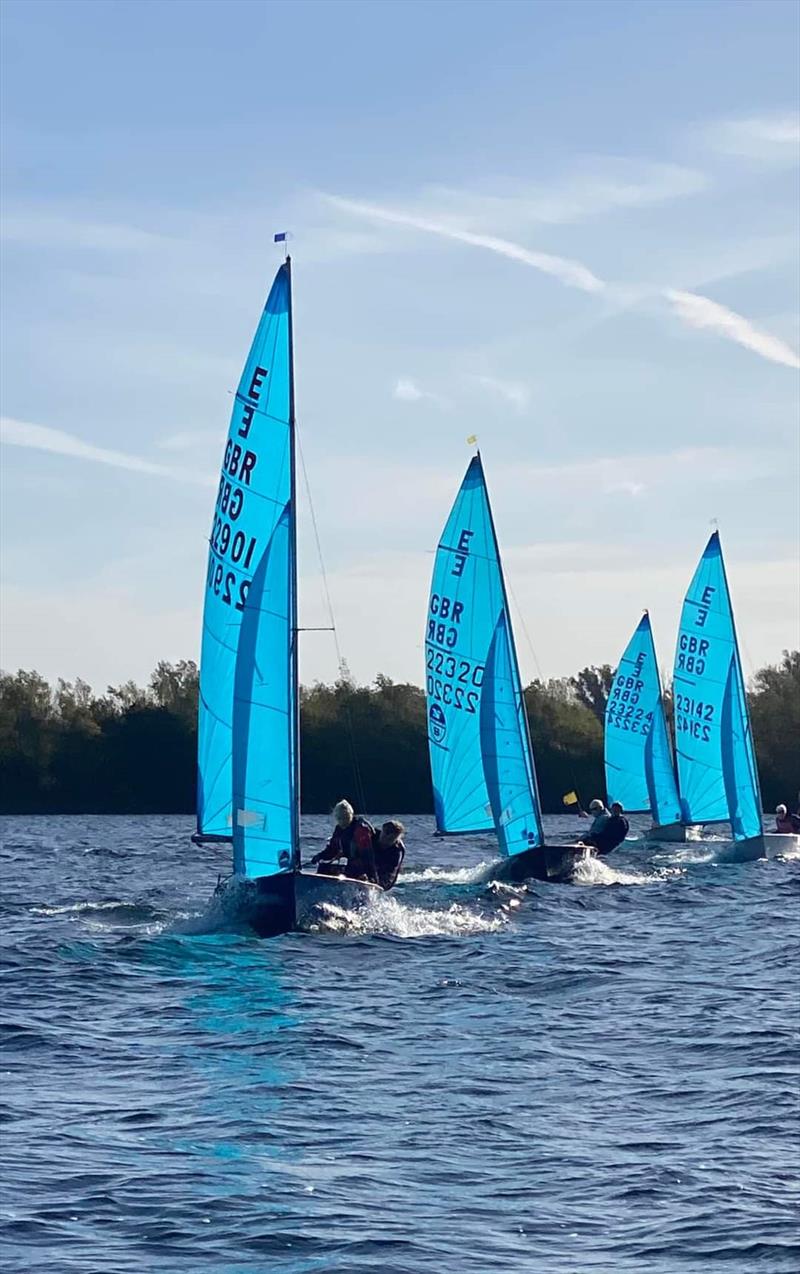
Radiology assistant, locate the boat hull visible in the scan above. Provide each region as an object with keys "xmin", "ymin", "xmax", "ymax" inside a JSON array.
[
  {"xmin": 763, "ymin": 832, "xmax": 800, "ymax": 857},
  {"xmin": 492, "ymin": 843, "xmax": 592, "ymax": 884},
  {"xmin": 645, "ymin": 822, "xmax": 703, "ymax": 843},
  {"xmin": 713, "ymin": 835, "xmax": 766, "ymax": 864},
  {"xmin": 217, "ymin": 870, "xmax": 383, "ymax": 938}
]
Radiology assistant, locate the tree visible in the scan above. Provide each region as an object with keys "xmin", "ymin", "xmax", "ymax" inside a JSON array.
[{"xmin": 570, "ymin": 665, "xmax": 613, "ymax": 726}]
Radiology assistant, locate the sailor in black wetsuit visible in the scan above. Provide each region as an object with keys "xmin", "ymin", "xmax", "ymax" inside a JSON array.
[
  {"xmin": 372, "ymin": 820, "xmax": 406, "ymax": 891},
  {"xmin": 584, "ymin": 802, "xmax": 629, "ymax": 855},
  {"xmin": 310, "ymin": 799, "xmax": 377, "ymax": 882}
]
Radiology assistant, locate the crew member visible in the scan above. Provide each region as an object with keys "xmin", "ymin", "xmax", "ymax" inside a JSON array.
[
  {"xmin": 585, "ymin": 802, "xmax": 629, "ymax": 855},
  {"xmin": 775, "ymin": 804, "xmax": 800, "ymax": 834},
  {"xmin": 310, "ymin": 799, "xmax": 376, "ymax": 881},
  {"xmin": 585, "ymin": 799, "xmax": 610, "ymax": 837},
  {"xmin": 373, "ymin": 820, "xmax": 406, "ymax": 891}
]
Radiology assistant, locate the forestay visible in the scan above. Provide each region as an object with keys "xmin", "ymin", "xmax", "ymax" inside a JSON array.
[
  {"xmin": 480, "ymin": 610, "xmax": 544, "ymax": 855},
  {"xmin": 673, "ymin": 532, "xmax": 762, "ymax": 842},
  {"xmin": 605, "ymin": 613, "xmax": 681, "ymax": 826},
  {"xmin": 197, "ymin": 263, "xmax": 296, "ymax": 878}
]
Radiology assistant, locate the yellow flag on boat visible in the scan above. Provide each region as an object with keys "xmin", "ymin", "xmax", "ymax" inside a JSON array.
[
  {"xmin": 466, "ymin": 434, "xmax": 478, "ymax": 445},
  {"xmin": 562, "ymin": 790, "xmax": 579, "ymax": 807}
]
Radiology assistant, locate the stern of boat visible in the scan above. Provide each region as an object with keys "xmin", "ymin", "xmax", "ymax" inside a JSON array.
[
  {"xmin": 763, "ymin": 832, "xmax": 800, "ymax": 858},
  {"xmin": 645, "ymin": 822, "xmax": 703, "ymax": 843},
  {"xmin": 713, "ymin": 835, "xmax": 766, "ymax": 864},
  {"xmin": 493, "ymin": 843, "xmax": 592, "ymax": 884}
]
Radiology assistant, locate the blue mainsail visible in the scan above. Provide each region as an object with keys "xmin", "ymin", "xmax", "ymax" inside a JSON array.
[
  {"xmin": 480, "ymin": 610, "xmax": 544, "ymax": 855},
  {"xmin": 197, "ymin": 262, "xmax": 297, "ymax": 878},
  {"xmin": 605, "ymin": 613, "xmax": 681, "ymax": 826},
  {"xmin": 426, "ymin": 456, "xmax": 499, "ymax": 834},
  {"xmin": 425, "ymin": 454, "xmax": 544, "ymax": 852},
  {"xmin": 673, "ymin": 532, "xmax": 762, "ymax": 841}
]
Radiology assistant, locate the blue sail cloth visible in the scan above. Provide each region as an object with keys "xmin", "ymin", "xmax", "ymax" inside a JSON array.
[
  {"xmin": 231, "ymin": 504, "xmax": 296, "ymax": 877},
  {"xmin": 673, "ymin": 532, "xmax": 762, "ymax": 842},
  {"xmin": 425, "ymin": 457, "xmax": 500, "ymax": 834},
  {"xmin": 197, "ymin": 264, "xmax": 295, "ymax": 878},
  {"xmin": 480, "ymin": 611, "xmax": 544, "ymax": 855},
  {"xmin": 425, "ymin": 454, "xmax": 544, "ymax": 852},
  {"xmin": 605, "ymin": 613, "xmax": 681, "ymax": 826}
]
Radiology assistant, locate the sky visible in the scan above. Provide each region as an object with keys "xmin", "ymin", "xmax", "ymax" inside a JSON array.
[{"xmin": 1, "ymin": 0, "xmax": 799, "ymax": 694}]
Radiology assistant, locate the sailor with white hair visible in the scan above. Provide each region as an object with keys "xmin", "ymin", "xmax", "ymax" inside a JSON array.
[
  {"xmin": 586, "ymin": 798, "xmax": 611, "ymax": 837},
  {"xmin": 310, "ymin": 798, "xmax": 377, "ymax": 881}
]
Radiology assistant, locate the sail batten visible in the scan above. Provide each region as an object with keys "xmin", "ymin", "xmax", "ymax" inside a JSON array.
[
  {"xmin": 605, "ymin": 613, "xmax": 681, "ymax": 826},
  {"xmin": 673, "ymin": 532, "xmax": 762, "ymax": 842},
  {"xmin": 197, "ymin": 263, "xmax": 298, "ymax": 877}
]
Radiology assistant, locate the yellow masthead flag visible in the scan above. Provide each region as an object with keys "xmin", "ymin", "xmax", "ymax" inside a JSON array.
[
  {"xmin": 466, "ymin": 434, "xmax": 478, "ymax": 445},
  {"xmin": 562, "ymin": 790, "xmax": 579, "ymax": 807}
]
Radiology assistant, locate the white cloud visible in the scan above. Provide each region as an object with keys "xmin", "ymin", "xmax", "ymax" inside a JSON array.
[
  {"xmin": 664, "ymin": 289, "xmax": 800, "ymax": 370},
  {"xmin": 392, "ymin": 378, "xmax": 450, "ymax": 408},
  {"xmin": 700, "ymin": 111, "xmax": 800, "ymax": 161},
  {"xmin": 326, "ymin": 189, "xmax": 800, "ymax": 372},
  {"xmin": 324, "ymin": 193, "xmax": 606, "ymax": 293},
  {"xmin": 0, "ymin": 417, "xmax": 214, "ymax": 484},
  {"xmin": 473, "ymin": 375, "xmax": 531, "ymax": 413}
]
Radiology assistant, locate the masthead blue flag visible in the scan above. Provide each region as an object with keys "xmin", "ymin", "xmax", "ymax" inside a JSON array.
[{"xmin": 273, "ymin": 232, "xmax": 288, "ymax": 243}]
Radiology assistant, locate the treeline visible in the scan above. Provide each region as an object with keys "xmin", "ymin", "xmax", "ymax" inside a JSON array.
[{"xmin": 0, "ymin": 653, "xmax": 797, "ymax": 815}]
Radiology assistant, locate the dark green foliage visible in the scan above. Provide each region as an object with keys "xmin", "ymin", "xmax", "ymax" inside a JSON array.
[
  {"xmin": 0, "ymin": 654, "xmax": 797, "ymax": 816},
  {"xmin": 747, "ymin": 650, "xmax": 800, "ymax": 811}
]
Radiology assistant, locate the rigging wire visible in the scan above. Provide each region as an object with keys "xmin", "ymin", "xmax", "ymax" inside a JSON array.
[
  {"xmin": 506, "ymin": 579, "xmax": 588, "ymax": 812},
  {"xmin": 295, "ymin": 423, "xmax": 369, "ymax": 818}
]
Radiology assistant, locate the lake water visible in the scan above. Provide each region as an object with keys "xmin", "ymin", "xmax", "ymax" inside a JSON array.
[{"xmin": 1, "ymin": 813, "xmax": 798, "ymax": 1273}]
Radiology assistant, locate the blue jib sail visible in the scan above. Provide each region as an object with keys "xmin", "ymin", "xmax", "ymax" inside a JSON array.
[
  {"xmin": 197, "ymin": 262, "xmax": 296, "ymax": 878},
  {"xmin": 605, "ymin": 613, "xmax": 681, "ymax": 826},
  {"xmin": 480, "ymin": 610, "xmax": 544, "ymax": 855},
  {"xmin": 673, "ymin": 532, "xmax": 762, "ymax": 842},
  {"xmin": 426, "ymin": 454, "xmax": 543, "ymax": 851}
]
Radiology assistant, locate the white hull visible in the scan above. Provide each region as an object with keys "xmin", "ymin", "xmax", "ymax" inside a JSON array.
[
  {"xmin": 713, "ymin": 835, "xmax": 765, "ymax": 864},
  {"xmin": 763, "ymin": 832, "xmax": 800, "ymax": 858},
  {"xmin": 645, "ymin": 822, "xmax": 703, "ymax": 844}
]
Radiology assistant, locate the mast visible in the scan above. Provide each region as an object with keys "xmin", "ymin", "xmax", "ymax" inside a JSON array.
[
  {"xmin": 286, "ymin": 255, "xmax": 301, "ymax": 870},
  {"xmin": 477, "ymin": 450, "xmax": 545, "ymax": 844}
]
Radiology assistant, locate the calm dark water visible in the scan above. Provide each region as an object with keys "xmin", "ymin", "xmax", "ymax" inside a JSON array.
[{"xmin": 1, "ymin": 814, "xmax": 798, "ymax": 1273}]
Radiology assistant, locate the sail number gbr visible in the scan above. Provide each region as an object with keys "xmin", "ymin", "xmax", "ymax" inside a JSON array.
[
  {"xmin": 426, "ymin": 645, "xmax": 483, "ymax": 714},
  {"xmin": 607, "ymin": 671, "xmax": 651, "ymax": 734}
]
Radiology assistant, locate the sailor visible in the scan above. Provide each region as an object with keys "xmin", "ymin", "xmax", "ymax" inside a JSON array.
[
  {"xmin": 585, "ymin": 802, "xmax": 629, "ymax": 855},
  {"xmin": 775, "ymin": 804, "xmax": 800, "ymax": 834},
  {"xmin": 372, "ymin": 820, "xmax": 406, "ymax": 891},
  {"xmin": 310, "ymin": 799, "xmax": 377, "ymax": 882},
  {"xmin": 585, "ymin": 799, "xmax": 611, "ymax": 837}
]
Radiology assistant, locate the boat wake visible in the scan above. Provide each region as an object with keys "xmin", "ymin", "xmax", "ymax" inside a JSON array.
[
  {"xmin": 305, "ymin": 894, "xmax": 507, "ymax": 938},
  {"xmin": 571, "ymin": 857, "xmax": 666, "ymax": 887},
  {"xmin": 401, "ymin": 861, "xmax": 495, "ymax": 885},
  {"xmin": 30, "ymin": 899, "xmax": 173, "ymax": 931}
]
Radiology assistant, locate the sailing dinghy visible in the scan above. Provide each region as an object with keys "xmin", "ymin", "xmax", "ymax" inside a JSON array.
[
  {"xmin": 425, "ymin": 454, "xmax": 590, "ymax": 882},
  {"xmin": 195, "ymin": 257, "xmax": 382, "ymax": 936},
  {"xmin": 671, "ymin": 532, "xmax": 765, "ymax": 862},
  {"xmin": 605, "ymin": 612, "xmax": 700, "ymax": 843}
]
